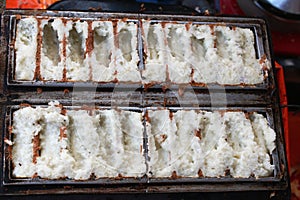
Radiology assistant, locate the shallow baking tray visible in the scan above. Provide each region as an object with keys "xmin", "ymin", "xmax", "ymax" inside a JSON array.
[
  {"xmin": 1, "ymin": 103, "xmax": 288, "ymax": 194},
  {"xmin": 2, "ymin": 10, "xmax": 274, "ymax": 90}
]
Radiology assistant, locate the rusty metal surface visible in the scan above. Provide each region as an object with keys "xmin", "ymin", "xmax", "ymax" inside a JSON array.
[{"xmin": 0, "ymin": 9, "xmax": 290, "ymax": 199}]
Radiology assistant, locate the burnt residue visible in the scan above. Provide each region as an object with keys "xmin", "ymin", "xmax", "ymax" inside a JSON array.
[
  {"xmin": 59, "ymin": 126, "xmax": 67, "ymax": 140},
  {"xmin": 209, "ymin": 24, "xmax": 217, "ymax": 48},
  {"xmin": 115, "ymin": 173, "xmax": 124, "ymax": 180},
  {"xmin": 162, "ymin": 85, "xmax": 170, "ymax": 93},
  {"xmin": 144, "ymin": 110, "xmax": 151, "ymax": 123},
  {"xmin": 112, "ymin": 77, "xmax": 119, "ymax": 83},
  {"xmin": 63, "ymin": 88, "xmax": 69, "ymax": 95},
  {"xmin": 112, "ymin": 20, "xmax": 119, "ymax": 48},
  {"xmin": 86, "ymin": 21, "xmax": 94, "ymax": 81},
  {"xmin": 170, "ymin": 171, "xmax": 181, "ymax": 179},
  {"xmin": 20, "ymin": 103, "xmax": 31, "ymax": 107},
  {"xmin": 259, "ymin": 54, "xmax": 267, "ymax": 65},
  {"xmin": 169, "ymin": 111, "xmax": 173, "ymax": 120},
  {"xmin": 32, "ymin": 134, "xmax": 41, "ymax": 164},
  {"xmin": 32, "ymin": 172, "xmax": 38, "ymax": 179},
  {"xmin": 198, "ymin": 169, "xmax": 204, "ymax": 177},
  {"xmin": 190, "ymin": 68, "xmax": 194, "ymax": 81},
  {"xmin": 160, "ymin": 134, "xmax": 167, "ymax": 143},
  {"xmin": 76, "ymin": 105, "xmax": 95, "ymax": 115},
  {"xmin": 190, "ymin": 82, "xmax": 207, "ymax": 87},
  {"xmin": 185, "ymin": 22, "xmax": 191, "ymax": 31},
  {"xmin": 61, "ymin": 107, "xmax": 67, "ymax": 116},
  {"xmin": 61, "ymin": 18, "xmax": 68, "ymax": 82},
  {"xmin": 194, "ymin": 129, "xmax": 202, "ymax": 140},
  {"xmin": 85, "ymin": 21, "xmax": 94, "ymax": 56},
  {"xmin": 143, "ymin": 83, "xmax": 156, "ymax": 91},
  {"xmin": 224, "ymin": 168, "xmax": 231, "ymax": 176},
  {"xmin": 33, "ymin": 19, "xmax": 42, "ymax": 81},
  {"xmin": 62, "ymin": 67, "xmax": 67, "ymax": 82},
  {"xmin": 209, "ymin": 24, "xmax": 215, "ymax": 35}
]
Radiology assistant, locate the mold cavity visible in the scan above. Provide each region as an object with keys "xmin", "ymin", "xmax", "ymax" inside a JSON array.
[
  {"xmin": 42, "ymin": 22, "xmax": 60, "ymax": 66},
  {"xmin": 167, "ymin": 27, "xmax": 184, "ymax": 61},
  {"xmin": 191, "ymin": 36, "xmax": 205, "ymax": 59},
  {"xmin": 68, "ymin": 27, "xmax": 84, "ymax": 65},
  {"xmin": 94, "ymin": 26, "xmax": 111, "ymax": 67},
  {"xmin": 215, "ymin": 30, "xmax": 228, "ymax": 58},
  {"xmin": 118, "ymin": 28, "xmax": 132, "ymax": 62},
  {"xmin": 147, "ymin": 25, "xmax": 159, "ymax": 60}
]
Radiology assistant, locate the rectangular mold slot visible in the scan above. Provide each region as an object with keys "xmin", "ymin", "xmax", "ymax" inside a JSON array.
[
  {"xmin": 91, "ymin": 20, "xmax": 115, "ymax": 82},
  {"xmin": 164, "ymin": 22, "xmax": 193, "ymax": 84},
  {"xmin": 3, "ymin": 105, "xmax": 148, "ymax": 184},
  {"xmin": 141, "ymin": 21, "xmax": 167, "ymax": 84},
  {"xmin": 40, "ymin": 18, "xmax": 64, "ymax": 81},
  {"xmin": 13, "ymin": 16, "xmax": 38, "ymax": 81},
  {"xmin": 65, "ymin": 20, "xmax": 89, "ymax": 81},
  {"xmin": 114, "ymin": 20, "xmax": 141, "ymax": 82}
]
